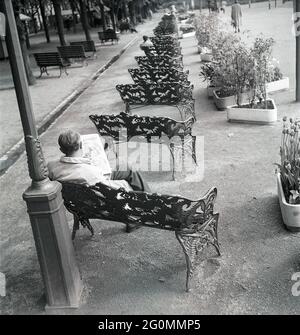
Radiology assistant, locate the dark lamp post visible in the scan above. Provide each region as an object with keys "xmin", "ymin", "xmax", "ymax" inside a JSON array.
[{"xmin": 0, "ymin": 0, "xmax": 82, "ymax": 311}]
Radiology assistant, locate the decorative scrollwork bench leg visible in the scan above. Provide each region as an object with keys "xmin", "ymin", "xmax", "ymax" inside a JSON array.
[
  {"xmin": 175, "ymin": 231, "xmax": 197, "ymax": 292},
  {"xmin": 169, "ymin": 142, "xmax": 175, "ymax": 181},
  {"xmin": 72, "ymin": 214, "xmax": 80, "ymax": 240},
  {"xmin": 192, "ymin": 136, "xmax": 197, "ymax": 166},
  {"xmin": 175, "ymin": 214, "xmax": 221, "ymax": 292},
  {"xmin": 72, "ymin": 214, "xmax": 94, "ymax": 240}
]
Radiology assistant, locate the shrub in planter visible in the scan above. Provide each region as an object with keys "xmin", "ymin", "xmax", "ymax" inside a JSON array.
[
  {"xmin": 200, "ymin": 63, "xmax": 220, "ymax": 98},
  {"xmin": 214, "ymin": 89, "xmax": 253, "ymax": 111},
  {"xmin": 266, "ymin": 76, "xmax": 289, "ymax": 93},
  {"xmin": 265, "ymin": 64, "xmax": 289, "ymax": 93},
  {"xmin": 200, "ymin": 48, "xmax": 213, "ymax": 62},
  {"xmin": 248, "ymin": 37, "xmax": 276, "ymax": 108},
  {"xmin": 154, "ymin": 13, "xmax": 179, "ymax": 35},
  {"xmin": 275, "ymin": 117, "xmax": 300, "ymax": 231},
  {"xmin": 226, "ymin": 37, "xmax": 279, "ymax": 122},
  {"xmin": 194, "ymin": 13, "xmax": 222, "ymax": 55},
  {"xmin": 212, "ymin": 38, "xmax": 255, "ymax": 110},
  {"xmin": 227, "ymin": 99, "xmax": 277, "ymax": 123},
  {"xmin": 180, "ymin": 24, "xmax": 195, "ymax": 34}
]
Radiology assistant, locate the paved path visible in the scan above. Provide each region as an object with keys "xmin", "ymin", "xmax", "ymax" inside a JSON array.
[
  {"xmin": 0, "ymin": 3, "xmax": 299, "ymax": 315},
  {"xmin": 0, "ymin": 16, "xmax": 160, "ymax": 171}
]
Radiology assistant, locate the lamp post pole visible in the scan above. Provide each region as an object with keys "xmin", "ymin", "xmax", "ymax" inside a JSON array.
[
  {"xmin": 296, "ymin": 0, "xmax": 300, "ymax": 102},
  {"xmin": 199, "ymin": 0, "xmax": 202, "ymax": 12},
  {"xmin": 0, "ymin": 0, "xmax": 82, "ymax": 311}
]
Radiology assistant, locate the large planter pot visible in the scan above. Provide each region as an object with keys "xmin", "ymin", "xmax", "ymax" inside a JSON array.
[
  {"xmin": 212, "ymin": 90, "xmax": 252, "ymax": 111},
  {"xmin": 182, "ymin": 31, "xmax": 196, "ymax": 38},
  {"xmin": 227, "ymin": 99, "xmax": 277, "ymax": 124},
  {"xmin": 277, "ymin": 173, "xmax": 300, "ymax": 232},
  {"xmin": 201, "ymin": 53, "xmax": 213, "ymax": 62},
  {"xmin": 266, "ymin": 77, "xmax": 289, "ymax": 93},
  {"xmin": 207, "ymin": 85, "xmax": 220, "ymax": 98}
]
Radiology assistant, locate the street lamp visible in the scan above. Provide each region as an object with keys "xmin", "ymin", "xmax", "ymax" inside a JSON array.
[{"xmin": 0, "ymin": 0, "xmax": 82, "ymax": 311}]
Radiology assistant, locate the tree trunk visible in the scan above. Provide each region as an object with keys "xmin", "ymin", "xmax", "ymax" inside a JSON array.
[
  {"xmin": 109, "ymin": 0, "xmax": 117, "ymax": 31},
  {"xmin": 39, "ymin": 0, "xmax": 50, "ymax": 43},
  {"xmin": 36, "ymin": 1, "xmax": 43, "ymax": 31},
  {"xmin": 128, "ymin": 1, "xmax": 136, "ymax": 26},
  {"xmin": 99, "ymin": 0, "xmax": 107, "ymax": 30},
  {"xmin": 14, "ymin": 3, "xmax": 36, "ymax": 85},
  {"xmin": 30, "ymin": 3, "xmax": 38, "ymax": 34},
  {"xmin": 52, "ymin": 0, "xmax": 66, "ymax": 46},
  {"xmin": 69, "ymin": 0, "xmax": 77, "ymax": 33},
  {"xmin": 86, "ymin": 0, "xmax": 93, "ymax": 27},
  {"xmin": 79, "ymin": 0, "xmax": 92, "ymax": 41}
]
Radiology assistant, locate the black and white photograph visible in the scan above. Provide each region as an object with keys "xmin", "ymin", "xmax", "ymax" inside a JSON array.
[{"xmin": 0, "ymin": 0, "xmax": 299, "ymax": 319}]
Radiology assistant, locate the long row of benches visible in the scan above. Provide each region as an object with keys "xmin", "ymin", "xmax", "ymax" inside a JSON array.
[{"xmin": 60, "ymin": 19, "xmax": 220, "ymax": 292}]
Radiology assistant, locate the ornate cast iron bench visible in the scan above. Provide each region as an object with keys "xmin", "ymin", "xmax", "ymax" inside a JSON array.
[
  {"xmin": 98, "ymin": 30, "xmax": 119, "ymax": 44},
  {"xmin": 33, "ymin": 52, "xmax": 70, "ymax": 77},
  {"xmin": 128, "ymin": 68, "xmax": 190, "ymax": 85},
  {"xmin": 152, "ymin": 13, "xmax": 179, "ymax": 36},
  {"xmin": 142, "ymin": 45, "xmax": 182, "ymax": 58},
  {"xmin": 89, "ymin": 112, "xmax": 197, "ymax": 180},
  {"xmin": 57, "ymin": 45, "xmax": 88, "ymax": 66},
  {"xmin": 147, "ymin": 35, "xmax": 180, "ymax": 48},
  {"xmin": 135, "ymin": 56, "xmax": 184, "ymax": 71},
  {"xmin": 115, "ymin": 82, "xmax": 195, "ymax": 120},
  {"xmin": 150, "ymin": 35, "xmax": 180, "ymax": 46},
  {"xmin": 70, "ymin": 40, "xmax": 97, "ymax": 58},
  {"xmin": 61, "ymin": 181, "xmax": 220, "ymax": 291}
]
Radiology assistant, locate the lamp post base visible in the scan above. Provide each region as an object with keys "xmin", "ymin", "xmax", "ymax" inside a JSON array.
[{"xmin": 23, "ymin": 179, "xmax": 83, "ymax": 310}]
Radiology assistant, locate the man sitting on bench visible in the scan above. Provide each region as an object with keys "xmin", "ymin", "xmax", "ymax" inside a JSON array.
[
  {"xmin": 47, "ymin": 130, "xmax": 150, "ymax": 193},
  {"xmin": 140, "ymin": 35, "xmax": 153, "ymax": 51}
]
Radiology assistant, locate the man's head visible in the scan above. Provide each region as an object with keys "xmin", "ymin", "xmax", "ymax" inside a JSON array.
[
  {"xmin": 58, "ymin": 130, "xmax": 82, "ymax": 156},
  {"xmin": 142, "ymin": 35, "xmax": 148, "ymax": 42},
  {"xmin": 235, "ymin": 0, "xmax": 239, "ymax": 3}
]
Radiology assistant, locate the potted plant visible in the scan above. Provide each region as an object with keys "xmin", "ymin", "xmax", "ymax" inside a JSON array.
[
  {"xmin": 179, "ymin": 23, "xmax": 195, "ymax": 37},
  {"xmin": 194, "ymin": 13, "xmax": 220, "ymax": 59},
  {"xmin": 276, "ymin": 117, "xmax": 300, "ymax": 232},
  {"xmin": 227, "ymin": 37, "xmax": 278, "ymax": 123},
  {"xmin": 200, "ymin": 63, "xmax": 220, "ymax": 98},
  {"xmin": 212, "ymin": 38, "xmax": 254, "ymax": 110},
  {"xmin": 265, "ymin": 62, "xmax": 289, "ymax": 93}
]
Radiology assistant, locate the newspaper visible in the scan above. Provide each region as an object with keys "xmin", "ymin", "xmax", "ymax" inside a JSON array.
[{"xmin": 81, "ymin": 134, "xmax": 112, "ymax": 176}]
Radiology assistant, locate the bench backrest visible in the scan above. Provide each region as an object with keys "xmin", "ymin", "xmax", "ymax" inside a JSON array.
[
  {"xmin": 89, "ymin": 111, "xmax": 195, "ymax": 141},
  {"xmin": 57, "ymin": 45, "xmax": 85, "ymax": 59},
  {"xmin": 128, "ymin": 68, "xmax": 189, "ymax": 85},
  {"xmin": 61, "ymin": 182, "xmax": 218, "ymax": 231},
  {"xmin": 116, "ymin": 82, "xmax": 193, "ymax": 105},
  {"xmin": 70, "ymin": 40, "xmax": 96, "ymax": 52},
  {"xmin": 143, "ymin": 46, "xmax": 182, "ymax": 58},
  {"xmin": 33, "ymin": 52, "xmax": 64, "ymax": 67},
  {"xmin": 135, "ymin": 56, "xmax": 183, "ymax": 71}
]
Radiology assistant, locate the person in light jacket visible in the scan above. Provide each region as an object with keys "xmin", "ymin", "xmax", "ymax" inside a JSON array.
[
  {"xmin": 231, "ymin": 0, "xmax": 242, "ymax": 33},
  {"xmin": 47, "ymin": 130, "xmax": 150, "ymax": 192}
]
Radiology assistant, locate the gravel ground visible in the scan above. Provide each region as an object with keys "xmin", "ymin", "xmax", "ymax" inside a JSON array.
[{"xmin": 0, "ymin": 2, "xmax": 299, "ymax": 315}]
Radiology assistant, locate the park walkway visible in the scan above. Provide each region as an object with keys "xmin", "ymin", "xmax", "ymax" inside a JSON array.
[
  {"xmin": 0, "ymin": 15, "xmax": 160, "ymax": 173},
  {"xmin": 0, "ymin": 2, "xmax": 299, "ymax": 315}
]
